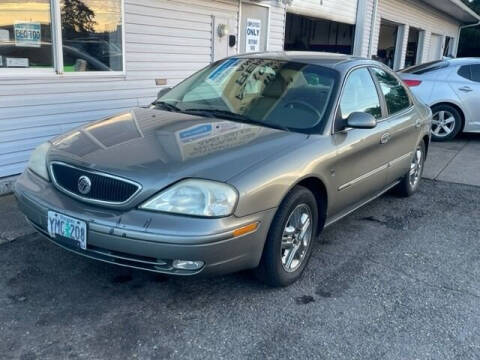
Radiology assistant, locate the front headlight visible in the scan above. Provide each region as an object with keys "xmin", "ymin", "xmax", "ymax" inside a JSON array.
[
  {"xmin": 140, "ymin": 179, "xmax": 238, "ymax": 217},
  {"xmin": 27, "ymin": 142, "xmax": 51, "ymax": 181}
]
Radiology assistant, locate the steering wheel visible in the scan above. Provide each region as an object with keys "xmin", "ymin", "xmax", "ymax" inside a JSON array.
[{"xmin": 284, "ymin": 100, "xmax": 322, "ymax": 119}]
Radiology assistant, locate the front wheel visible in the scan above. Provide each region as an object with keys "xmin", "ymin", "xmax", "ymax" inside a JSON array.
[
  {"xmin": 396, "ymin": 140, "xmax": 426, "ymax": 197},
  {"xmin": 255, "ymin": 186, "xmax": 318, "ymax": 287}
]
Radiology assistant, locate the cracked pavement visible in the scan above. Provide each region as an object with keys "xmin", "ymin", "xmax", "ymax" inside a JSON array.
[{"xmin": 1, "ymin": 178, "xmax": 479, "ymax": 359}]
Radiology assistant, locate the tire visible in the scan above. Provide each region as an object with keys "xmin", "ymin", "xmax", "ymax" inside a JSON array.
[
  {"xmin": 431, "ymin": 104, "xmax": 462, "ymax": 142},
  {"xmin": 396, "ymin": 140, "xmax": 426, "ymax": 197},
  {"xmin": 255, "ymin": 186, "xmax": 318, "ymax": 287}
]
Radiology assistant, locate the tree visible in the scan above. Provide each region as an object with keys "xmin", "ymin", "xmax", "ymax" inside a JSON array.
[{"xmin": 61, "ymin": 0, "xmax": 97, "ymax": 36}]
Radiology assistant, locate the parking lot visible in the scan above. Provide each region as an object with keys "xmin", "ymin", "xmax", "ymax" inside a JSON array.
[{"xmin": 1, "ymin": 137, "xmax": 480, "ymax": 360}]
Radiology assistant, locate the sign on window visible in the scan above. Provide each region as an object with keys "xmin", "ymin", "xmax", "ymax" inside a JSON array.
[
  {"xmin": 14, "ymin": 22, "xmax": 41, "ymax": 48},
  {"xmin": 245, "ymin": 18, "xmax": 261, "ymax": 53}
]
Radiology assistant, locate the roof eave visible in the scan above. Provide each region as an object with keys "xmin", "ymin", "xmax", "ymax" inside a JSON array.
[{"xmin": 420, "ymin": 0, "xmax": 480, "ymax": 24}]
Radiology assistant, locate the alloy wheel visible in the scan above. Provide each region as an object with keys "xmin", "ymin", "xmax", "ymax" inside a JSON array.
[
  {"xmin": 280, "ymin": 204, "xmax": 313, "ymax": 272},
  {"xmin": 409, "ymin": 146, "xmax": 423, "ymax": 188},
  {"xmin": 432, "ymin": 110, "xmax": 456, "ymax": 138}
]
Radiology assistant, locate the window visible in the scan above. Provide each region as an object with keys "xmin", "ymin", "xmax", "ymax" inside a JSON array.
[
  {"xmin": 0, "ymin": 0, "xmax": 123, "ymax": 73},
  {"xmin": 0, "ymin": 0, "xmax": 54, "ymax": 69},
  {"xmin": 470, "ymin": 65, "xmax": 480, "ymax": 83},
  {"xmin": 61, "ymin": 0, "xmax": 123, "ymax": 72},
  {"xmin": 371, "ymin": 68, "xmax": 411, "ymax": 115},
  {"xmin": 339, "ymin": 68, "xmax": 382, "ymax": 121},
  {"xmin": 458, "ymin": 65, "xmax": 472, "ymax": 81}
]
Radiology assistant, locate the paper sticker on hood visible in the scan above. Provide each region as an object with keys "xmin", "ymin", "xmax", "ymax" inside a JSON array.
[{"xmin": 175, "ymin": 121, "xmax": 263, "ymax": 160}]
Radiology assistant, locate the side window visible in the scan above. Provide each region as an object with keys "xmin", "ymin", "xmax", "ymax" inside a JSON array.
[
  {"xmin": 458, "ymin": 65, "xmax": 472, "ymax": 81},
  {"xmin": 371, "ymin": 68, "xmax": 411, "ymax": 115},
  {"xmin": 339, "ymin": 68, "xmax": 382, "ymax": 121},
  {"xmin": 470, "ymin": 65, "xmax": 480, "ymax": 83}
]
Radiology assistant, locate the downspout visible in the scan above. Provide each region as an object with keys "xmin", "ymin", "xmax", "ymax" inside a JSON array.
[{"xmin": 367, "ymin": 0, "xmax": 379, "ymax": 58}]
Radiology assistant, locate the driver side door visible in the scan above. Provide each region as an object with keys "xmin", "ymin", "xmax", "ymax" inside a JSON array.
[{"xmin": 330, "ymin": 67, "xmax": 392, "ymax": 217}]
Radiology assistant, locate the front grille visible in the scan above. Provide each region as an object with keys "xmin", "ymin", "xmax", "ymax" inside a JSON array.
[{"xmin": 50, "ymin": 162, "xmax": 140, "ymax": 204}]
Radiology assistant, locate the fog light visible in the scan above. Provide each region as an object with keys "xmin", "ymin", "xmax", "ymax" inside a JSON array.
[{"xmin": 172, "ymin": 260, "xmax": 204, "ymax": 270}]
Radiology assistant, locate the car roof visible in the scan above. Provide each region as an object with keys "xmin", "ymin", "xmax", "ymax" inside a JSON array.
[
  {"xmin": 447, "ymin": 57, "xmax": 480, "ymax": 66},
  {"xmin": 235, "ymin": 51, "xmax": 381, "ymax": 71}
]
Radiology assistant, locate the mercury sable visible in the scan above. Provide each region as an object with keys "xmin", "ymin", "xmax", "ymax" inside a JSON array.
[{"xmin": 15, "ymin": 52, "xmax": 431, "ymax": 286}]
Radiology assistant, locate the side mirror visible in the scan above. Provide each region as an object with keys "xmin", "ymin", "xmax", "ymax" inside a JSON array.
[
  {"xmin": 157, "ymin": 87, "xmax": 172, "ymax": 99},
  {"xmin": 347, "ymin": 112, "xmax": 377, "ymax": 129}
]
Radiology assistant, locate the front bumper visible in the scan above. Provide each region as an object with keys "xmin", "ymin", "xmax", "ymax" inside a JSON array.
[{"xmin": 15, "ymin": 170, "xmax": 276, "ymax": 276}]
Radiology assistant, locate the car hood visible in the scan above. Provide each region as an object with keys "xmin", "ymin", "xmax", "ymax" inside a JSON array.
[{"xmin": 48, "ymin": 107, "xmax": 308, "ymax": 200}]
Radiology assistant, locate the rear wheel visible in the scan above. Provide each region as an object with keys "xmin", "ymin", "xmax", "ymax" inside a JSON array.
[
  {"xmin": 396, "ymin": 140, "xmax": 425, "ymax": 197},
  {"xmin": 255, "ymin": 186, "xmax": 318, "ymax": 287},
  {"xmin": 431, "ymin": 104, "xmax": 462, "ymax": 141}
]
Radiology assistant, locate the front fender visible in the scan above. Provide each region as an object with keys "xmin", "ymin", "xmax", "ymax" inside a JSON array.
[{"xmin": 228, "ymin": 137, "xmax": 336, "ymax": 217}]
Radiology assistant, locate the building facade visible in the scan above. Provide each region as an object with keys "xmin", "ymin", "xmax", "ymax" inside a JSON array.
[{"xmin": 0, "ymin": 0, "xmax": 478, "ymax": 186}]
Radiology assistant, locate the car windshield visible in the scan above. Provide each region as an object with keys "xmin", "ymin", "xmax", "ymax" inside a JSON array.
[{"xmin": 154, "ymin": 57, "xmax": 339, "ymax": 133}]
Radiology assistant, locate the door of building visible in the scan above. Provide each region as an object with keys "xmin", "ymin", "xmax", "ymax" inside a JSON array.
[
  {"xmin": 213, "ymin": 16, "xmax": 237, "ymax": 61},
  {"xmin": 240, "ymin": 3, "xmax": 269, "ymax": 53},
  {"xmin": 429, "ymin": 34, "xmax": 443, "ymax": 61}
]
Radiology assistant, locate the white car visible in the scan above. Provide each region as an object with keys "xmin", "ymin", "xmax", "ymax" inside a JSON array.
[{"xmin": 398, "ymin": 58, "xmax": 480, "ymax": 141}]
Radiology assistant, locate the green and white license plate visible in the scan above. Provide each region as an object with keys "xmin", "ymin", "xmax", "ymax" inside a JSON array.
[{"xmin": 47, "ymin": 211, "xmax": 87, "ymax": 250}]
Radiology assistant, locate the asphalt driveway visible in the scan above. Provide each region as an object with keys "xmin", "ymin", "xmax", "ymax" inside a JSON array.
[{"xmin": 1, "ymin": 177, "xmax": 480, "ymax": 360}]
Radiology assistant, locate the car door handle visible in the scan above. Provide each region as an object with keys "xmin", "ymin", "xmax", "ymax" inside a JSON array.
[
  {"xmin": 380, "ymin": 133, "xmax": 391, "ymax": 144},
  {"xmin": 459, "ymin": 86, "xmax": 473, "ymax": 93}
]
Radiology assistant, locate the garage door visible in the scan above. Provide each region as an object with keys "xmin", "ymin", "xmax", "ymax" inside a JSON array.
[{"xmin": 428, "ymin": 34, "xmax": 443, "ymax": 62}]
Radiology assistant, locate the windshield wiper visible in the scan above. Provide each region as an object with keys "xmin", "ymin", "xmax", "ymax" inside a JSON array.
[
  {"xmin": 152, "ymin": 100, "xmax": 182, "ymax": 113},
  {"xmin": 183, "ymin": 108, "xmax": 291, "ymax": 132}
]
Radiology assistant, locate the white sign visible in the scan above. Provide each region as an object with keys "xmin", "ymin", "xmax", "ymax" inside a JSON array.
[
  {"xmin": 14, "ymin": 22, "xmax": 41, "ymax": 48},
  {"xmin": 245, "ymin": 18, "xmax": 261, "ymax": 53},
  {"xmin": 6, "ymin": 57, "xmax": 29, "ymax": 67}
]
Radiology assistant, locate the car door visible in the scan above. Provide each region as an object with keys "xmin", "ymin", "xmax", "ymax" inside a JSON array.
[
  {"xmin": 330, "ymin": 67, "xmax": 391, "ymax": 217},
  {"xmin": 452, "ymin": 64, "xmax": 480, "ymax": 133},
  {"xmin": 370, "ymin": 67, "xmax": 419, "ymax": 184}
]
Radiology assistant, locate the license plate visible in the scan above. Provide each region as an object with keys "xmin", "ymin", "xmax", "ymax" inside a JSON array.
[{"xmin": 47, "ymin": 211, "xmax": 87, "ymax": 250}]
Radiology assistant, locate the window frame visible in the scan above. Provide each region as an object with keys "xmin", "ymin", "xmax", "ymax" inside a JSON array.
[{"xmin": 0, "ymin": 0, "xmax": 126, "ymax": 78}]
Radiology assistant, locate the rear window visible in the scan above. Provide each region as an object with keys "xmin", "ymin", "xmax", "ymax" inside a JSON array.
[
  {"xmin": 458, "ymin": 65, "xmax": 472, "ymax": 81},
  {"xmin": 399, "ymin": 60, "xmax": 448, "ymax": 75}
]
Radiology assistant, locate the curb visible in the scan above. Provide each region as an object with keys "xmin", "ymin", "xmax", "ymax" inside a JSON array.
[{"xmin": 0, "ymin": 175, "xmax": 18, "ymax": 196}]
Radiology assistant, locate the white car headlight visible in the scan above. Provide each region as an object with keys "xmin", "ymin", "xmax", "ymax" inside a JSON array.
[
  {"xmin": 27, "ymin": 142, "xmax": 51, "ymax": 181},
  {"xmin": 140, "ymin": 179, "xmax": 238, "ymax": 217}
]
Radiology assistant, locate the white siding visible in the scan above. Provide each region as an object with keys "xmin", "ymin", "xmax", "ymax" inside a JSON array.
[
  {"xmin": 364, "ymin": 0, "xmax": 460, "ymax": 67},
  {"xmin": 0, "ymin": 0, "xmax": 284, "ymax": 178},
  {"xmin": 287, "ymin": 0, "xmax": 358, "ymax": 25},
  {"xmin": 267, "ymin": 2, "xmax": 286, "ymax": 51}
]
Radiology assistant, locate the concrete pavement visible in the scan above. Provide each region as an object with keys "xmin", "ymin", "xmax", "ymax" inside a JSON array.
[
  {"xmin": 0, "ymin": 194, "xmax": 34, "ymax": 245},
  {"xmin": 423, "ymin": 134, "xmax": 480, "ymax": 187}
]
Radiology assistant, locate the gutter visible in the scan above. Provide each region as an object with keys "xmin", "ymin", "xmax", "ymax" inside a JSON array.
[{"xmin": 455, "ymin": 20, "xmax": 480, "ymax": 56}]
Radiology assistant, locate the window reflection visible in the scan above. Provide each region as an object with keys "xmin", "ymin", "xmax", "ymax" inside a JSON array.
[
  {"xmin": 61, "ymin": 0, "xmax": 122, "ymax": 72},
  {"xmin": 0, "ymin": 0, "xmax": 53, "ymax": 68},
  {"xmin": 340, "ymin": 68, "xmax": 382, "ymax": 120},
  {"xmin": 371, "ymin": 68, "xmax": 411, "ymax": 115}
]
